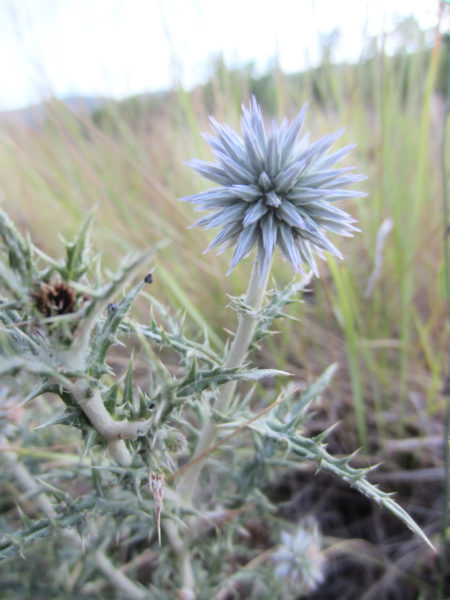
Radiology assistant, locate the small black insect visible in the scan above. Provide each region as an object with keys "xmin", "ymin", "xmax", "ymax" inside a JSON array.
[
  {"xmin": 144, "ymin": 273, "xmax": 153, "ymax": 284},
  {"xmin": 107, "ymin": 303, "xmax": 118, "ymax": 313}
]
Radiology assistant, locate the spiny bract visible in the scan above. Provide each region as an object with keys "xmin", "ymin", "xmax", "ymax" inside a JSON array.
[{"xmin": 182, "ymin": 97, "xmax": 366, "ymax": 281}]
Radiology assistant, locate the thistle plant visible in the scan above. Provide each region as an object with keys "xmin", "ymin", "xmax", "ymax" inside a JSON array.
[
  {"xmin": 177, "ymin": 97, "xmax": 365, "ymax": 501},
  {"xmin": 0, "ymin": 98, "xmax": 434, "ymax": 599}
]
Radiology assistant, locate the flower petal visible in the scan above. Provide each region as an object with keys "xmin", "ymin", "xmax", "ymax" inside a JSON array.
[
  {"xmin": 241, "ymin": 119, "xmax": 265, "ymax": 172},
  {"xmin": 215, "ymin": 151, "xmax": 255, "ymax": 184},
  {"xmin": 204, "ymin": 221, "xmax": 242, "ymax": 254},
  {"xmin": 230, "ymin": 184, "xmax": 262, "ymax": 202},
  {"xmin": 314, "ymin": 144, "xmax": 356, "ymax": 170},
  {"xmin": 300, "ymin": 128, "xmax": 345, "ymax": 165},
  {"xmin": 189, "ymin": 203, "xmax": 246, "ymax": 229},
  {"xmin": 260, "ymin": 212, "xmax": 278, "ymax": 257},
  {"xmin": 323, "ymin": 173, "xmax": 368, "ymax": 189},
  {"xmin": 227, "ymin": 222, "xmax": 259, "ymax": 273},
  {"xmin": 266, "ymin": 131, "xmax": 280, "ymax": 177},
  {"xmin": 248, "ymin": 96, "xmax": 267, "ymax": 152},
  {"xmin": 209, "ymin": 118, "xmax": 246, "ymax": 163},
  {"xmin": 288, "ymin": 187, "xmax": 333, "ymax": 203},
  {"xmin": 318, "ymin": 220, "xmax": 358, "ymax": 236},
  {"xmin": 305, "ymin": 201, "xmax": 356, "ymax": 222},
  {"xmin": 279, "ymin": 103, "xmax": 308, "ymax": 164},
  {"xmin": 186, "ymin": 159, "xmax": 232, "ymax": 186},
  {"xmin": 242, "ymin": 199, "xmax": 269, "ymax": 227},
  {"xmin": 277, "ymin": 223, "xmax": 303, "ymax": 272},
  {"xmin": 274, "ymin": 159, "xmax": 306, "ymax": 192},
  {"xmin": 296, "ymin": 238, "xmax": 319, "ymax": 276},
  {"xmin": 324, "ymin": 189, "xmax": 368, "ymax": 201},
  {"xmin": 300, "ymin": 228, "xmax": 344, "ymax": 259},
  {"xmin": 276, "ymin": 201, "xmax": 306, "ymax": 229},
  {"xmin": 298, "ymin": 167, "xmax": 355, "ymax": 187},
  {"xmin": 181, "ymin": 187, "xmax": 235, "ymax": 204}
]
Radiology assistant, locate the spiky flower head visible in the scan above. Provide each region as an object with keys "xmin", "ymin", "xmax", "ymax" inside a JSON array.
[
  {"xmin": 182, "ymin": 97, "xmax": 366, "ymax": 281},
  {"xmin": 271, "ymin": 521, "xmax": 325, "ymax": 597}
]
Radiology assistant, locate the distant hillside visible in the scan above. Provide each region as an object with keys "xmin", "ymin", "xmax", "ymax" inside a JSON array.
[
  {"xmin": 0, "ymin": 31, "xmax": 447, "ymax": 133},
  {"xmin": 0, "ymin": 95, "xmax": 110, "ymax": 129}
]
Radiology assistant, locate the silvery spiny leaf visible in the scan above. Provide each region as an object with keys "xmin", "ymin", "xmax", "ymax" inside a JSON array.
[{"xmin": 182, "ymin": 97, "xmax": 366, "ymax": 281}]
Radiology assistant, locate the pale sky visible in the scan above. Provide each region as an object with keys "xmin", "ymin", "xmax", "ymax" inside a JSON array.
[{"xmin": 0, "ymin": 0, "xmax": 445, "ymax": 111}]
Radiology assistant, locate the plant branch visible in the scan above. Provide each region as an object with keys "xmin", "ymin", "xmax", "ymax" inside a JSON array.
[
  {"xmin": 70, "ymin": 380, "xmax": 152, "ymax": 467},
  {"xmin": 1, "ymin": 435, "xmax": 148, "ymax": 599}
]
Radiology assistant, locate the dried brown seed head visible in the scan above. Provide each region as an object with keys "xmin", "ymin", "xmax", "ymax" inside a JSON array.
[{"xmin": 31, "ymin": 281, "xmax": 77, "ymax": 317}]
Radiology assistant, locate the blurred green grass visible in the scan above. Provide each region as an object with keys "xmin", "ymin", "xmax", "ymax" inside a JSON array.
[{"xmin": 0, "ymin": 30, "xmax": 447, "ymax": 454}]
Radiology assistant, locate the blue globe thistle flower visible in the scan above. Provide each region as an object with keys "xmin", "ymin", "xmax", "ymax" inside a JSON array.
[
  {"xmin": 182, "ymin": 97, "xmax": 366, "ymax": 281},
  {"xmin": 271, "ymin": 522, "xmax": 325, "ymax": 596}
]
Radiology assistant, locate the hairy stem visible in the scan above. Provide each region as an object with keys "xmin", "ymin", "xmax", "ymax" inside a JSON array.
[
  {"xmin": 177, "ymin": 260, "xmax": 271, "ymax": 506},
  {"xmin": 163, "ymin": 520, "xmax": 195, "ymax": 594},
  {"xmin": 166, "ymin": 260, "xmax": 271, "ymax": 596},
  {"xmin": 70, "ymin": 380, "xmax": 152, "ymax": 467}
]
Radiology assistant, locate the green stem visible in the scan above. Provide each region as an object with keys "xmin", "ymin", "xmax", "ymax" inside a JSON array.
[{"xmin": 177, "ymin": 260, "xmax": 271, "ymax": 506}]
